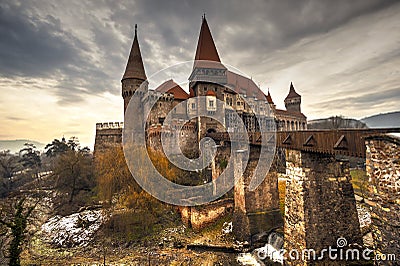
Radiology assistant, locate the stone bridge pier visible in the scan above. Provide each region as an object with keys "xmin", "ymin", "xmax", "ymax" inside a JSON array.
[
  {"xmin": 365, "ymin": 135, "xmax": 400, "ymax": 265},
  {"xmin": 284, "ymin": 149, "xmax": 362, "ymax": 265},
  {"xmin": 233, "ymin": 146, "xmax": 283, "ymax": 243}
]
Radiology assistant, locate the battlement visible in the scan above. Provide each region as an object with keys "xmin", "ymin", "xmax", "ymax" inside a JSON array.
[
  {"xmin": 96, "ymin": 122, "xmax": 124, "ymax": 130},
  {"xmin": 144, "ymin": 90, "xmax": 174, "ymax": 102}
]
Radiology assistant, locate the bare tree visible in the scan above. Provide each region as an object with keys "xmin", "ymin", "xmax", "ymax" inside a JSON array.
[
  {"xmin": 0, "ymin": 151, "xmax": 21, "ymax": 196},
  {"xmin": 0, "ymin": 151, "xmax": 21, "ymax": 179}
]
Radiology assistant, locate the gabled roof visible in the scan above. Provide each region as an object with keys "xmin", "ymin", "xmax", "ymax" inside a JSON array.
[
  {"xmin": 194, "ymin": 16, "xmax": 221, "ymax": 63},
  {"xmin": 226, "ymin": 71, "xmax": 266, "ymax": 100},
  {"xmin": 155, "ymin": 79, "xmax": 189, "ymax": 100},
  {"xmin": 276, "ymin": 109, "xmax": 307, "ymax": 119},
  {"xmin": 285, "ymin": 82, "xmax": 301, "ymax": 100},
  {"xmin": 122, "ymin": 24, "xmax": 147, "ymax": 81}
]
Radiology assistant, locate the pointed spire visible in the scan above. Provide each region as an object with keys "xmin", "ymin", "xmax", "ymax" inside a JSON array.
[
  {"xmin": 285, "ymin": 82, "xmax": 301, "ymax": 100},
  {"xmin": 194, "ymin": 16, "xmax": 221, "ymax": 62},
  {"xmin": 290, "ymin": 82, "xmax": 295, "ymax": 91},
  {"xmin": 122, "ymin": 24, "xmax": 147, "ymax": 81},
  {"xmin": 266, "ymin": 88, "xmax": 274, "ymax": 104}
]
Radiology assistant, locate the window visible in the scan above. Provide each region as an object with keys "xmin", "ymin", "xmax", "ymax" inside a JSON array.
[
  {"xmin": 209, "ymin": 100, "xmax": 214, "ymax": 107},
  {"xmin": 191, "ymin": 103, "xmax": 196, "ymax": 109}
]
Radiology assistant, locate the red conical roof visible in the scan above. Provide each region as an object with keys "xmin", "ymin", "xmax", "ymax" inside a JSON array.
[
  {"xmin": 285, "ymin": 82, "xmax": 301, "ymax": 100},
  {"xmin": 122, "ymin": 24, "xmax": 147, "ymax": 81},
  {"xmin": 194, "ymin": 16, "xmax": 221, "ymax": 62}
]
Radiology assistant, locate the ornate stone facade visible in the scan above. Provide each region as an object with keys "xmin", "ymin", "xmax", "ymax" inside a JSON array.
[{"xmin": 94, "ymin": 17, "xmax": 308, "ymax": 154}]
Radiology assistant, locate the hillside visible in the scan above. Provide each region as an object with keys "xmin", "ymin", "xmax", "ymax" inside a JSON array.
[
  {"xmin": 308, "ymin": 116, "xmax": 367, "ymax": 129},
  {"xmin": 0, "ymin": 139, "xmax": 45, "ymax": 154},
  {"xmin": 361, "ymin": 111, "xmax": 400, "ymax": 128}
]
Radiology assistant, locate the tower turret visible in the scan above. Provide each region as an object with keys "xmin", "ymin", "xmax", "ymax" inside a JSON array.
[
  {"xmin": 122, "ymin": 24, "xmax": 147, "ymax": 114},
  {"xmin": 189, "ymin": 15, "xmax": 226, "ymax": 85},
  {"xmin": 266, "ymin": 89, "xmax": 276, "ymax": 110},
  {"xmin": 284, "ymin": 82, "xmax": 301, "ymax": 113}
]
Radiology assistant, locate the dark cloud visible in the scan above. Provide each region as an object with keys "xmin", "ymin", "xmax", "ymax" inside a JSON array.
[
  {"xmin": 0, "ymin": 2, "xmax": 83, "ymax": 77},
  {"xmin": 0, "ymin": 0, "xmax": 398, "ymax": 106},
  {"xmin": 130, "ymin": 0, "xmax": 398, "ymax": 63}
]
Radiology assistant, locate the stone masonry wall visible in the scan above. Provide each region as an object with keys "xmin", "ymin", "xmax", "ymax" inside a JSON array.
[
  {"xmin": 179, "ymin": 198, "xmax": 233, "ymax": 231},
  {"xmin": 94, "ymin": 122, "xmax": 123, "ymax": 154},
  {"xmin": 365, "ymin": 135, "xmax": 400, "ymax": 265},
  {"xmin": 284, "ymin": 149, "xmax": 362, "ymax": 265},
  {"xmin": 233, "ymin": 146, "xmax": 282, "ymax": 242}
]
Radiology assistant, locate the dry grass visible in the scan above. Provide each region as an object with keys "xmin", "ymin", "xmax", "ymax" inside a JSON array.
[
  {"xmin": 278, "ymin": 179, "xmax": 286, "ymax": 216},
  {"xmin": 350, "ymin": 169, "xmax": 369, "ymax": 198}
]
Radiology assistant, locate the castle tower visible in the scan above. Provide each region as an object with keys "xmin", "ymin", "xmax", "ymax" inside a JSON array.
[
  {"xmin": 122, "ymin": 24, "xmax": 147, "ymax": 114},
  {"xmin": 189, "ymin": 16, "xmax": 227, "ymax": 139},
  {"xmin": 284, "ymin": 82, "xmax": 301, "ymax": 113},
  {"xmin": 189, "ymin": 16, "xmax": 227, "ymax": 85},
  {"xmin": 194, "ymin": 16, "xmax": 220, "ymax": 63}
]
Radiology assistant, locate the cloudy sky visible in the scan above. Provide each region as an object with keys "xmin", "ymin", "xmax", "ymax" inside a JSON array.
[{"xmin": 0, "ymin": 0, "xmax": 399, "ymax": 148}]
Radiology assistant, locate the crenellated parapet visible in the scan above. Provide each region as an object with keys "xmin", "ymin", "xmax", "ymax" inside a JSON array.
[
  {"xmin": 96, "ymin": 122, "xmax": 124, "ymax": 129},
  {"xmin": 94, "ymin": 122, "xmax": 124, "ymax": 153}
]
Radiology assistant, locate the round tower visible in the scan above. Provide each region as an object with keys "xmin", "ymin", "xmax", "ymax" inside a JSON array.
[{"xmin": 121, "ymin": 24, "xmax": 147, "ymax": 114}]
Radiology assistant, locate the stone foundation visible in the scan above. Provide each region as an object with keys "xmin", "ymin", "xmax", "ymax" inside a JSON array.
[{"xmin": 179, "ymin": 198, "xmax": 233, "ymax": 231}]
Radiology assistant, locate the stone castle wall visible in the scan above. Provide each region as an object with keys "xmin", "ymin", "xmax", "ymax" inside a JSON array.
[
  {"xmin": 146, "ymin": 122, "xmax": 198, "ymax": 158},
  {"xmin": 365, "ymin": 135, "xmax": 400, "ymax": 265},
  {"xmin": 94, "ymin": 122, "xmax": 123, "ymax": 153}
]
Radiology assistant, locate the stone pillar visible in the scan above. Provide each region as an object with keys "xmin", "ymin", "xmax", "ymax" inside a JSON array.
[
  {"xmin": 284, "ymin": 149, "xmax": 362, "ymax": 265},
  {"xmin": 365, "ymin": 135, "xmax": 400, "ymax": 265},
  {"xmin": 233, "ymin": 146, "xmax": 282, "ymax": 243}
]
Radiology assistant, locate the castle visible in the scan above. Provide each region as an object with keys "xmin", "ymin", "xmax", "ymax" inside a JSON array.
[{"xmin": 94, "ymin": 17, "xmax": 307, "ymax": 154}]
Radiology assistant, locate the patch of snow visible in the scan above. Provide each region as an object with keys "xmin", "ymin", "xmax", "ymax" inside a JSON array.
[
  {"xmin": 41, "ymin": 209, "xmax": 104, "ymax": 247},
  {"xmin": 237, "ymin": 253, "xmax": 262, "ymax": 266},
  {"xmin": 222, "ymin": 221, "xmax": 232, "ymax": 234}
]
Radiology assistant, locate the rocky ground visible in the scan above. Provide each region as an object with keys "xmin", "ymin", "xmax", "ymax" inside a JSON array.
[
  {"xmin": 21, "ymin": 212, "xmax": 248, "ymax": 265},
  {"xmin": 2, "ymin": 171, "xmax": 375, "ymax": 266}
]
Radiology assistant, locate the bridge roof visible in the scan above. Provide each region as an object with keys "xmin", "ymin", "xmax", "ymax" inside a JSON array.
[{"xmin": 206, "ymin": 128, "xmax": 400, "ymax": 158}]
